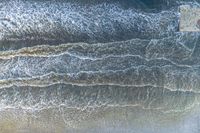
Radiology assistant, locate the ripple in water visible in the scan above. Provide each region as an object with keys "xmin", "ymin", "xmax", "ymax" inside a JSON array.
[{"xmin": 0, "ymin": 0, "xmax": 200, "ymax": 133}]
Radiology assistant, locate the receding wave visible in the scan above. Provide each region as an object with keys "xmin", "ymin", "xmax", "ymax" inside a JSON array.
[
  {"xmin": 0, "ymin": 0, "xmax": 200, "ymax": 132},
  {"xmin": 0, "ymin": 0, "xmax": 180, "ymax": 48},
  {"xmin": 0, "ymin": 83, "xmax": 197, "ymax": 112}
]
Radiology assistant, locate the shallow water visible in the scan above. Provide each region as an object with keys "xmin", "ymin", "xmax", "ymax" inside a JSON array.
[{"xmin": 0, "ymin": 0, "xmax": 200, "ymax": 133}]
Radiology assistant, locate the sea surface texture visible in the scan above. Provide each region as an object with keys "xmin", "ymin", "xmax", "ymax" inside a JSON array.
[{"xmin": 0, "ymin": 0, "xmax": 200, "ymax": 133}]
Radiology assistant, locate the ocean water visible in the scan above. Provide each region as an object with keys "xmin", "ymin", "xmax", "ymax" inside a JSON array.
[{"xmin": 0, "ymin": 0, "xmax": 200, "ymax": 133}]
